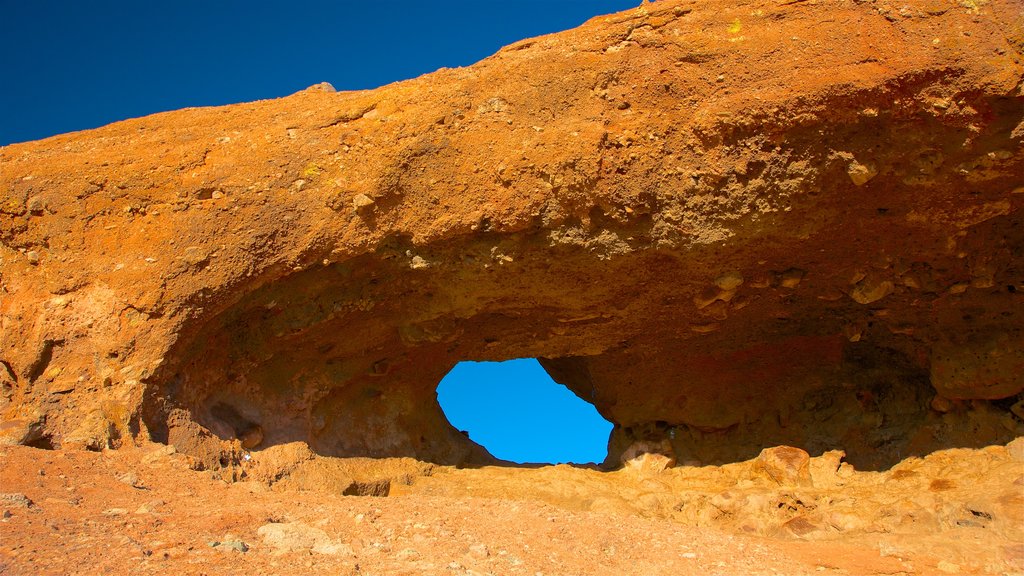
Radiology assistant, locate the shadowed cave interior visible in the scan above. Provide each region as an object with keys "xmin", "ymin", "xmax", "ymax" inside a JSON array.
[{"xmin": 139, "ymin": 230, "xmax": 1023, "ymax": 472}]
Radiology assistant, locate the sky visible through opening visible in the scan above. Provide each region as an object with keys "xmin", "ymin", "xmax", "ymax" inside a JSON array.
[{"xmin": 437, "ymin": 359, "xmax": 613, "ymax": 465}]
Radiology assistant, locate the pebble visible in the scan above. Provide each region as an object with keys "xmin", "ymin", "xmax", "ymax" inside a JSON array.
[
  {"xmin": 847, "ymin": 160, "xmax": 878, "ymax": 186},
  {"xmin": 116, "ymin": 472, "xmax": 145, "ymax": 489},
  {"xmin": 714, "ymin": 271, "xmax": 744, "ymax": 290},
  {"xmin": 0, "ymin": 493, "xmax": 33, "ymax": 508},
  {"xmin": 211, "ymin": 540, "xmax": 249, "ymax": 553},
  {"xmin": 307, "ymin": 82, "xmax": 336, "ymax": 93},
  {"xmin": 778, "ymin": 268, "xmax": 805, "ymax": 288},
  {"xmin": 257, "ymin": 521, "xmax": 352, "ymax": 555},
  {"xmin": 352, "ymin": 193, "xmax": 375, "ymax": 211},
  {"xmin": 937, "ymin": 560, "xmax": 960, "ymax": 573},
  {"xmin": 468, "ymin": 543, "xmax": 489, "ymax": 559},
  {"xmin": 142, "ymin": 444, "xmax": 177, "ymax": 465},
  {"xmin": 850, "ymin": 277, "xmax": 893, "ymax": 304},
  {"xmin": 930, "ymin": 396, "xmax": 954, "ymax": 413},
  {"xmin": 26, "ymin": 251, "xmax": 40, "ymax": 265},
  {"xmin": 26, "ymin": 196, "xmax": 44, "ymax": 213},
  {"xmin": 135, "ymin": 500, "xmax": 165, "ymax": 515}
]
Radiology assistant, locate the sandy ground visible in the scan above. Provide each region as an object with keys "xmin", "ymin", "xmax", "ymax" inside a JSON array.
[{"xmin": 3, "ymin": 444, "xmax": 1019, "ymax": 575}]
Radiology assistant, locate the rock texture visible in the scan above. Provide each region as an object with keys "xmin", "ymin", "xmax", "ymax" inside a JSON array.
[
  {"xmin": 1, "ymin": 0, "xmax": 1023, "ymax": 474},
  {"xmin": 2, "ymin": 441, "xmax": 1023, "ymax": 574}
]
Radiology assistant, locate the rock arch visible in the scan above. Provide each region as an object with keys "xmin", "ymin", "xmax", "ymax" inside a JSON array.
[{"xmin": 2, "ymin": 0, "xmax": 1022, "ymax": 471}]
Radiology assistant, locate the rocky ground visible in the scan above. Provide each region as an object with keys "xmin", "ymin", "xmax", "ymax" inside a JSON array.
[{"xmin": 2, "ymin": 441, "xmax": 1021, "ymax": 575}]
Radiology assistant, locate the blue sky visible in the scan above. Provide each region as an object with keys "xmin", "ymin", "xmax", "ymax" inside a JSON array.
[
  {"xmin": 437, "ymin": 359, "xmax": 612, "ymax": 465},
  {"xmin": 1, "ymin": 0, "xmax": 629, "ymax": 462},
  {"xmin": 1, "ymin": 0, "xmax": 636, "ymax": 145}
]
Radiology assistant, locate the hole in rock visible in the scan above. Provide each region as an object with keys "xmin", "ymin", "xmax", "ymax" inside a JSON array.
[{"xmin": 436, "ymin": 358, "xmax": 613, "ymax": 465}]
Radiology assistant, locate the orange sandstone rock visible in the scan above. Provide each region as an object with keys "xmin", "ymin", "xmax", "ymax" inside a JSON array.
[{"xmin": 0, "ymin": 0, "xmax": 1022, "ymax": 473}]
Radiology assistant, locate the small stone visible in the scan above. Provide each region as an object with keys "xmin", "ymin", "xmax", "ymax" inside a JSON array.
[
  {"xmin": 621, "ymin": 439, "xmax": 675, "ymax": 471},
  {"xmin": 307, "ymin": 82, "xmax": 336, "ymax": 93},
  {"xmin": 0, "ymin": 494, "xmax": 33, "ymax": 508},
  {"xmin": 627, "ymin": 452, "xmax": 675, "ymax": 474},
  {"xmin": 850, "ymin": 277, "xmax": 894, "ymax": 304},
  {"xmin": 26, "ymin": 196, "xmax": 44, "ymax": 213},
  {"xmin": 690, "ymin": 322, "xmax": 720, "ymax": 334},
  {"xmin": 352, "ymin": 193, "xmax": 375, "ymax": 211},
  {"xmin": 468, "ymin": 543, "xmax": 489, "ymax": 559},
  {"xmin": 1006, "ymin": 437, "xmax": 1024, "ymax": 462},
  {"xmin": 752, "ymin": 446, "xmax": 812, "ymax": 487},
  {"xmin": 142, "ymin": 444, "xmax": 177, "ymax": 465},
  {"xmin": 779, "ymin": 268, "xmax": 805, "ymax": 289},
  {"xmin": 410, "ymin": 255, "xmax": 430, "ymax": 270},
  {"xmin": 216, "ymin": 540, "xmax": 249, "ymax": 553},
  {"xmin": 26, "ymin": 251, "xmax": 40, "ymax": 265},
  {"xmin": 782, "ymin": 515, "xmax": 821, "ymax": 537},
  {"xmin": 714, "ymin": 271, "xmax": 744, "ymax": 291},
  {"xmin": 257, "ymin": 521, "xmax": 352, "ymax": 555},
  {"xmin": 937, "ymin": 560, "xmax": 960, "ymax": 573},
  {"xmin": 847, "ymin": 160, "xmax": 878, "ymax": 186},
  {"xmin": 930, "ymin": 396, "xmax": 954, "ymax": 413},
  {"xmin": 117, "ymin": 472, "xmax": 144, "ymax": 489}
]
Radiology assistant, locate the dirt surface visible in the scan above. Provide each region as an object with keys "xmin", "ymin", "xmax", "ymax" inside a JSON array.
[{"xmin": 3, "ymin": 443, "xmax": 1020, "ymax": 575}]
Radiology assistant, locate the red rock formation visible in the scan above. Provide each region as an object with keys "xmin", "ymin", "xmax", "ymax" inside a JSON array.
[{"xmin": 1, "ymin": 0, "xmax": 1022, "ymax": 470}]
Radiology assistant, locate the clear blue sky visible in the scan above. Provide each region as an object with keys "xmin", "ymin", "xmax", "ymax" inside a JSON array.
[
  {"xmin": 1, "ymin": 0, "xmax": 629, "ymax": 462},
  {"xmin": 437, "ymin": 359, "xmax": 612, "ymax": 465},
  {"xmin": 1, "ymin": 0, "xmax": 636, "ymax": 145}
]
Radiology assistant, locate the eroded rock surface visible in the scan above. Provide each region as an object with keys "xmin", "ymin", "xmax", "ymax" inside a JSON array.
[{"xmin": 1, "ymin": 0, "xmax": 1022, "ymax": 473}]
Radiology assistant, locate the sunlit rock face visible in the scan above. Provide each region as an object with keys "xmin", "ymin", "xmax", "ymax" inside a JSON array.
[{"xmin": 1, "ymin": 0, "xmax": 1021, "ymax": 470}]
